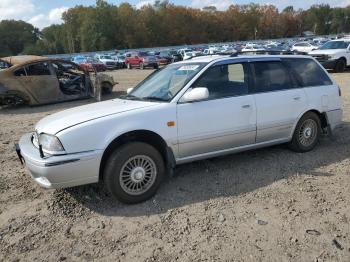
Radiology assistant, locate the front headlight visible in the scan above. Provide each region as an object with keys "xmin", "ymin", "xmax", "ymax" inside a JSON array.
[{"xmin": 38, "ymin": 133, "xmax": 65, "ymax": 154}]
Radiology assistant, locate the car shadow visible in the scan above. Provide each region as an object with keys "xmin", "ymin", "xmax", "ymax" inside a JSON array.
[{"xmin": 61, "ymin": 121, "xmax": 350, "ymax": 217}]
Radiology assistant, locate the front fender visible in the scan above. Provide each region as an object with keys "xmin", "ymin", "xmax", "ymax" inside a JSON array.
[{"xmin": 56, "ymin": 103, "xmax": 178, "ymax": 154}]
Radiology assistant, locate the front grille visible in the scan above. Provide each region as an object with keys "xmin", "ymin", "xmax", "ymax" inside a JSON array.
[
  {"xmin": 311, "ymin": 54, "xmax": 329, "ymax": 62},
  {"xmin": 106, "ymin": 62, "xmax": 116, "ymax": 66}
]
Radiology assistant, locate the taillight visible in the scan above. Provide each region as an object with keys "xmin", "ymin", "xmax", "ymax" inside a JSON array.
[{"xmin": 338, "ymin": 86, "xmax": 342, "ymax": 96}]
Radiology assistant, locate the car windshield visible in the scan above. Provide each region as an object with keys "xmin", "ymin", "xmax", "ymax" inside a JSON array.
[
  {"xmin": 74, "ymin": 57, "xmax": 86, "ymax": 63},
  {"xmin": 0, "ymin": 60, "xmax": 11, "ymax": 70},
  {"xmin": 138, "ymin": 52, "xmax": 150, "ymax": 56},
  {"xmin": 122, "ymin": 63, "xmax": 206, "ymax": 102},
  {"xmin": 86, "ymin": 58, "xmax": 98, "ymax": 63},
  {"xmin": 320, "ymin": 41, "xmax": 349, "ymax": 49}
]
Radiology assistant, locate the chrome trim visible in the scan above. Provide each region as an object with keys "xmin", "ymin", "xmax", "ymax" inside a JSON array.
[
  {"xmin": 44, "ymin": 159, "xmax": 80, "ymax": 167},
  {"xmin": 176, "ymin": 138, "xmax": 290, "ymax": 164}
]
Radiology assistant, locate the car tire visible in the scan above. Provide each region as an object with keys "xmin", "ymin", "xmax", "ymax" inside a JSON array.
[
  {"xmin": 154, "ymin": 64, "xmax": 159, "ymax": 69},
  {"xmin": 288, "ymin": 112, "xmax": 321, "ymax": 153},
  {"xmin": 101, "ymin": 82, "xmax": 113, "ymax": 94},
  {"xmin": 127, "ymin": 63, "xmax": 131, "ymax": 69},
  {"xmin": 334, "ymin": 58, "xmax": 346, "ymax": 73},
  {"xmin": 103, "ymin": 142, "xmax": 165, "ymax": 204},
  {"xmin": 140, "ymin": 63, "xmax": 144, "ymax": 70}
]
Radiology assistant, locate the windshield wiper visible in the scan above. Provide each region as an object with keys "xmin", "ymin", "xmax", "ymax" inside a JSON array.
[
  {"xmin": 119, "ymin": 94, "xmax": 142, "ymax": 100},
  {"xmin": 142, "ymin": 96, "xmax": 168, "ymax": 102}
]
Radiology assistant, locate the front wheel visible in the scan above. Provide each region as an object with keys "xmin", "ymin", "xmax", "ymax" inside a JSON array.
[
  {"xmin": 334, "ymin": 59, "xmax": 346, "ymax": 73},
  {"xmin": 103, "ymin": 142, "xmax": 165, "ymax": 204},
  {"xmin": 288, "ymin": 112, "xmax": 321, "ymax": 152}
]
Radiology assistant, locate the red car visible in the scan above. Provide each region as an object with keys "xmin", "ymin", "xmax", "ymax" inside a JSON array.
[
  {"xmin": 125, "ymin": 52, "xmax": 158, "ymax": 69},
  {"xmin": 72, "ymin": 56, "xmax": 106, "ymax": 72}
]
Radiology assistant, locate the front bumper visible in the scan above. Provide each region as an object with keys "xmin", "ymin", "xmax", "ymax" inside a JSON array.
[
  {"xmin": 320, "ymin": 59, "xmax": 337, "ymax": 69},
  {"xmin": 17, "ymin": 133, "xmax": 103, "ymax": 189}
]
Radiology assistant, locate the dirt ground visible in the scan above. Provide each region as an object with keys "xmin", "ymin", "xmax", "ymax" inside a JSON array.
[{"xmin": 1, "ymin": 68, "xmax": 350, "ymax": 262}]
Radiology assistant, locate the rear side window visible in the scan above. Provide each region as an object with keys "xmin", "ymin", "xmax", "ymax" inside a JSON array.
[
  {"xmin": 252, "ymin": 61, "xmax": 292, "ymax": 92},
  {"xmin": 284, "ymin": 58, "xmax": 332, "ymax": 87}
]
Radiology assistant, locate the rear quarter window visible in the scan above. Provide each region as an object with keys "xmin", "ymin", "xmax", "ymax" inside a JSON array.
[{"xmin": 284, "ymin": 58, "xmax": 333, "ymax": 87}]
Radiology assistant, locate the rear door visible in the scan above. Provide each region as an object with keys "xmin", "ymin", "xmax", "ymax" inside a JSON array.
[
  {"xmin": 17, "ymin": 61, "xmax": 60, "ymax": 104},
  {"xmin": 251, "ymin": 58, "xmax": 307, "ymax": 143}
]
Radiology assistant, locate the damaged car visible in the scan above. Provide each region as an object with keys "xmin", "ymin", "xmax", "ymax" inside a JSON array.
[{"xmin": 0, "ymin": 55, "xmax": 116, "ymax": 106}]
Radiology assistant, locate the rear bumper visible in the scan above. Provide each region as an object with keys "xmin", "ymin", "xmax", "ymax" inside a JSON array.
[
  {"xmin": 17, "ymin": 133, "xmax": 102, "ymax": 189},
  {"xmin": 326, "ymin": 109, "xmax": 343, "ymax": 131}
]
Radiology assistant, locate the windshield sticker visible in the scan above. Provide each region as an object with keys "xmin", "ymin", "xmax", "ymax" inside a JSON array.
[{"xmin": 178, "ymin": 65, "xmax": 199, "ymax": 71}]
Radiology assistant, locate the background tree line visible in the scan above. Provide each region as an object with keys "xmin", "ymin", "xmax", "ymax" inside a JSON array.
[{"xmin": 1, "ymin": 0, "xmax": 350, "ymax": 57}]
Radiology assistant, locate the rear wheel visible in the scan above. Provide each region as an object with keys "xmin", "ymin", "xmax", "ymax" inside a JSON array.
[
  {"xmin": 154, "ymin": 64, "xmax": 159, "ymax": 69},
  {"xmin": 334, "ymin": 58, "xmax": 346, "ymax": 73},
  {"xmin": 103, "ymin": 142, "xmax": 165, "ymax": 204},
  {"xmin": 289, "ymin": 112, "xmax": 321, "ymax": 152}
]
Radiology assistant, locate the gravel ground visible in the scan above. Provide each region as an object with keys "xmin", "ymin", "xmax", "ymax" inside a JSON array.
[{"xmin": 0, "ymin": 69, "xmax": 350, "ymax": 262}]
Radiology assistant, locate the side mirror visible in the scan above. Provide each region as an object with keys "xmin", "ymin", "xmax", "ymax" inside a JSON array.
[
  {"xmin": 182, "ymin": 87, "xmax": 209, "ymax": 102},
  {"xmin": 127, "ymin": 87, "xmax": 133, "ymax": 94}
]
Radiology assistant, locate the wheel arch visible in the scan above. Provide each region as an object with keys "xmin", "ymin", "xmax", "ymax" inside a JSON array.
[
  {"xmin": 99, "ymin": 130, "xmax": 175, "ymax": 180},
  {"xmin": 291, "ymin": 109, "xmax": 329, "ymax": 138},
  {"xmin": 338, "ymin": 56, "xmax": 347, "ymax": 63}
]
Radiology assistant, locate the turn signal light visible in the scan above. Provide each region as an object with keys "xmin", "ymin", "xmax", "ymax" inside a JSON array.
[{"xmin": 167, "ymin": 121, "xmax": 175, "ymax": 127}]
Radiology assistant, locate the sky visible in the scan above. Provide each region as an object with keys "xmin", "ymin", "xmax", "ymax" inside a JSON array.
[{"xmin": 1, "ymin": 0, "xmax": 350, "ymax": 29}]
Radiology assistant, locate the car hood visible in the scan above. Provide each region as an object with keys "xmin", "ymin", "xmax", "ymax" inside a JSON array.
[
  {"xmin": 309, "ymin": 49, "xmax": 344, "ymax": 55},
  {"xmin": 35, "ymin": 99, "xmax": 158, "ymax": 135}
]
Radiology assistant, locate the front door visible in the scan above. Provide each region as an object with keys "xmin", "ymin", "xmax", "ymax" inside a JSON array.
[
  {"xmin": 177, "ymin": 61, "xmax": 256, "ymax": 158},
  {"xmin": 17, "ymin": 62, "xmax": 60, "ymax": 104}
]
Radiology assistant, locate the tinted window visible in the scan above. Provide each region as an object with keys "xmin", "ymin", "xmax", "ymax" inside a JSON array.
[
  {"xmin": 193, "ymin": 63, "xmax": 249, "ymax": 99},
  {"xmin": 25, "ymin": 63, "xmax": 51, "ymax": 76},
  {"xmin": 284, "ymin": 58, "xmax": 332, "ymax": 87},
  {"xmin": 252, "ymin": 61, "xmax": 292, "ymax": 92}
]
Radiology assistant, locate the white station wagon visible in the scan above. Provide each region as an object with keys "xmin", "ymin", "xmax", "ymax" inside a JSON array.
[{"xmin": 16, "ymin": 55, "xmax": 342, "ymax": 203}]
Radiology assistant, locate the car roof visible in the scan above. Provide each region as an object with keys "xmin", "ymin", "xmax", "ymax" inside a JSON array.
[
  {"xmin": 330, "ymin": 39, "xmax": 350, "ymax": 42},
  {"xmin": 1, "ymin": 55, "xmax": 49, "ymax": 66},
  {"xmin": 174, "ymin": 54, "xmax": 313, "ymax": 64}
]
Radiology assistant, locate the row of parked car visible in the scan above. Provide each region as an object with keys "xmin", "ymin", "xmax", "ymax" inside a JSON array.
[{"xmin": 66, "ymin": 35, "xmax": 350, "ymax": 73}]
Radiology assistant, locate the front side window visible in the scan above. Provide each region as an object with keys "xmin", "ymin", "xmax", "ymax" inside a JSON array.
[
  {"xmin": 192, "ymin": 63, "xmax": 249, "ymax": 99},
  {"xmin": 124, "ymin": 63, "xmax": 206, "ymax": 102},
  {"xmin": 14, "ymin": 67, "xmax": 26, "ymax": 76},
  {"xmin": 252, "ymin": 61, "xmax": 292, "ymax": 92},
  {"xmin": 320, "ymin": 41, "xmax": 349, "ymax": 50},
  {"xmin": 283, "ymin": 58, "xmax": 333, "ymax": 87},
  {"xmin": 25, "ymin": 62, "xmax": 51, "ymax": 76}
]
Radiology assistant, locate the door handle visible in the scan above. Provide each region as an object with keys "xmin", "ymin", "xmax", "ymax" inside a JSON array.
[
  {"xmin": 242, "ymin": 104, "xmax": 251, "ymax": 109},
  {"xmin": 293, "ymin": 97, "xmax": 301, "ymax": 101}
]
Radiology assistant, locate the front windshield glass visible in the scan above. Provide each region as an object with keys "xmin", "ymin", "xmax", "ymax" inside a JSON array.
[
  {"xmin": 320, "ymin": 41, "xmax": 349, "ymax": 50},
  {"xmin": 139, "ymin": 52, "xmax": 150, "ymax": 56},
  {"xmin": 123, "ymin": 63, "xmax": 206, "ymax": 102},
  {"xmin": 0, "ymin": 60, "xmax": 11, "ymax": 70}
]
